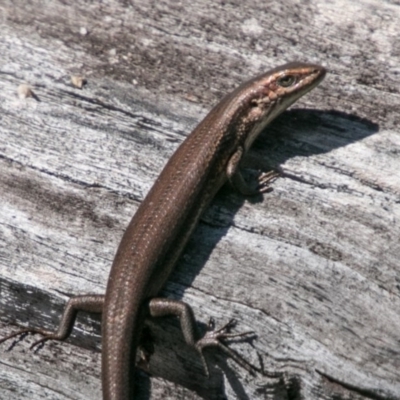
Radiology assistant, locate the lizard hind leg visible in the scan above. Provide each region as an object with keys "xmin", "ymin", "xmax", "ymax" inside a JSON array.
[
  {"xmin": 0, "ymin": 294, "xmax": 104, "ymax": 350},
  {"xmin": 148, "ymin": 298, "xmax": 258, "ymax": 376}
]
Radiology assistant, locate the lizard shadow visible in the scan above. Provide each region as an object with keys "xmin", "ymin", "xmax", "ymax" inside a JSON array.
[{"xmin": 150, "ymin": 108, "xmax": 379, "ymax": 400}]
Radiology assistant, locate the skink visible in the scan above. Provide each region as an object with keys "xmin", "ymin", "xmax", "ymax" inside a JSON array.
[{"xmin": 1, "ymin": 62, "xmax": 326, "ymax": 399}]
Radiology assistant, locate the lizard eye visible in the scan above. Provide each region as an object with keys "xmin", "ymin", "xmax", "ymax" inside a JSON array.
[{"xmin": 277, "ymin": 75, "xmax": 297, "ymax": 87}]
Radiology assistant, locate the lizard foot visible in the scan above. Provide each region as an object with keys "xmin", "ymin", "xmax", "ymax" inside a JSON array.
[
  {"xmin": 195, "ymin": 318, "xmax": 258, "ymax": 376},
  {"xmin": 0, "ymin": 327, "xmax": 55, "ymax": 351}
]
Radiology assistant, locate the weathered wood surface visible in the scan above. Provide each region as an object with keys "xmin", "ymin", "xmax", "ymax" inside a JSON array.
[{"xmin": 0, "ymin": 1, "xmax": 399, "ymax": 399}]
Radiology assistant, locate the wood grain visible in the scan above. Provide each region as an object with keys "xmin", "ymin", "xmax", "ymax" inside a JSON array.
[{"xmin": 1, "ymin": 1, "xmax": 399, "ymax": 399}]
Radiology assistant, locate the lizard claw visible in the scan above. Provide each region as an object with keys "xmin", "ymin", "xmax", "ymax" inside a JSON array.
[
  {"xmin": 256, "ymin": 170, "xmax": 280, "ymax": 193},
  {"xmin": 29, "ymin": 336, "xmax": 51, "ymax": 351}
]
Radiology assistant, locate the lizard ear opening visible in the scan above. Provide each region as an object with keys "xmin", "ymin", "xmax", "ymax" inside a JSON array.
[{"xmin": 250, "ymin": 99, "xmax": 259, "ymax": 108}]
